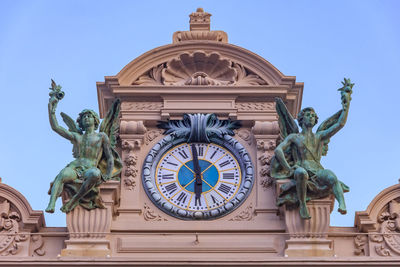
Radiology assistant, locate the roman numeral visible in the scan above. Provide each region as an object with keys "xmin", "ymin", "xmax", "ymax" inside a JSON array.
[
  {"xmin": 218, "ymin": 184, "xmax": 231, "ymax": 194},
  {"xmin": 198, "ymin": 146, "xmax": 204, "ymax": 157},
  {"xmin": 176, "ymin": 192, "xmax": 188, "ymax": 203},
  {"xmin": 219, "ymin": 160, "xmax": 230, "ymax": 168},
  {"xmin": 209, "ymin": 150, "xmax": 217, "ymax": 159},
  {"xmin": 211, "ymin": 194, "xmax": 217, "ymax": 204},
  {"xmin": 162, "ymin": 173, "xmax": 174, "ymax": 179},
  {"xmin": 165, "ymin": 183, "xmax": 178, "ymax": 194},
  {"xmin": 178, "ymin": 150, "xmax": 189, "ymax": 159},
  {"xmin": 167, "ymin": 161, "xmax": 178, "ymax": 166},
  {"xmin": 223, "ymin": 173, "xmax": 235, "ymax": 179}
]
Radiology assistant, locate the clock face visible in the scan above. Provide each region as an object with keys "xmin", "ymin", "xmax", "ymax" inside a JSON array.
[
  {"xmin": 142, "ymin": 134, "xmax": 254, "ymax": 220},
  {"xmin": 156, "ymin": 143, "xmax": 241, "ymax": 212}
]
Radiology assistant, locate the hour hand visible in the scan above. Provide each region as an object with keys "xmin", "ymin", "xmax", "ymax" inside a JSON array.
[{"xmin": 191, "ymin": 144, "xmax": 202, "ymax": 204}]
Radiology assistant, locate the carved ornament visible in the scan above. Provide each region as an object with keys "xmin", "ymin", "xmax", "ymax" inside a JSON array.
[
  {"xmin": 143, "ymin": 203, "xmax": 167, "ymax": 221},
  {"xmin": 122, "ymin": 140, "xmax": 140, "ymax": 190},
  {"xmin": 229, "ymin": 203, "xmax": 254, "ymax": 221},
  {"xmin": 354, "ymin": 235, "xmax": 367, "ymax": 256},
  {"xmin": 121, "ymin": 102, "xmax": 163, "ymax": 111},
  {"xmin": 0, "ymin": 200, "xmax": 28, "ymax": 256},
  {"xmin": 133, "ymin": 51, "xmax": 267, "ymax": 86},
  {"xmin": 236, "ymin": 102, "xmax": 275, "ymax": 111},
  {"xmin": 369, "ymin": 199, "xmax": 400, "ymax": 256}
]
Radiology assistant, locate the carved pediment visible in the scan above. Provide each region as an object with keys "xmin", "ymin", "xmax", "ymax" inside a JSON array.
[{"xmin": 133, "ymin": 51, "xmax": 267, "ymax": 86}]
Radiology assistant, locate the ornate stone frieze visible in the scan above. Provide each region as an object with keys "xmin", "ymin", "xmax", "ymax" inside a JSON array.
[
  {"xmin": 143, "ymin": 203, "xmax": 167, "ymax": 221},
  {"xmin": 132, "ymin": 51, "xmax": 267, "ymax": 86},
  {"xmin": 0, "ymin": 200, "xmax": 28, "ymax": 256},
  {"xmin": 121, "ymin": 102, "xmax": 163, "ymax": 111},
  {"xmin": 369, "ymin": 199, "xmax": 400, "ymax": 256},
  {"xmin": 229, "ymin": 203, "xmax": 254, "ymax": 221},
  {"xmin": 236, "ymin": 102, "xmax": 274, "ymax": 111}
]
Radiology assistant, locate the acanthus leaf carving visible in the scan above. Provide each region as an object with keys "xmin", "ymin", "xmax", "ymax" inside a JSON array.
[
  {"xmin": 235, "ymin": 129, "xmax": 253, "ymax": 146},
  {"xmin": 132, "ymin": 51, "xmax": 267, "ymax": 86},
  {"xmin": 143, "ymin": 203, "xmax": 167, "ymax": 221},
  {"xmin": 132, "ymin": 64, "xmax": 164, "ymax": 85},
  {"xmin": 233, "ymin": 63, "xmax": 267, "ymax": 86}
]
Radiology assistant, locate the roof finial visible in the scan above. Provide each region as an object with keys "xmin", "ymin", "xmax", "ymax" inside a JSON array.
[{"xmin": 189, "ymin": 7, "xmax": 211, "ymax": 31}]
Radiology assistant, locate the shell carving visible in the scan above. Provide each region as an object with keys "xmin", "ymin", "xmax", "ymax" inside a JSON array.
[{"xmin": 162, "ymin": 51, "xmax": 237, "ymax": 86}]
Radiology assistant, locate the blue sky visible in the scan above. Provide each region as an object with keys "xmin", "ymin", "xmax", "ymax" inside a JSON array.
[{"xmin": 0, "ymin": 0, "xmax": 399, "ymax": 227}]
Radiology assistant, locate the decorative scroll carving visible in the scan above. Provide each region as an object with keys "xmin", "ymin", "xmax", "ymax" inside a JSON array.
[
  {"xmin": 120, "ymin": 121, "xmax": 146, "ymax": 135},
  {"xmin": 369, "ymin": 199, "xmax": 400, "ymax": 256},
  {"xmin": 236, "ymin": 102, "xmax": 274, "ymax": 111},
  {"xmin": 256, "ymin": 139, "xmax": 276, "ymax": 190},
  {"xmin": 236, "ymin": 129, "xmax": 253, "ymax": 146},
  {"xmin": 144, "ymin": 130, "xmax": 163, "ymax": 145},
  {"xmin": 229, "ymin": 203, "xmax": 254, "ymax": 221},
  {"xmin": 121, "ymin": 102, "xmax": 163, "ymax": 111},
  {"xmin": 252, "ymin": 121, "xmax": 280, "ymax": 136},
  {"xmin": 143, "ymin": 203, "xmax": 167, "ymax": 221},
  {"xmin": 132, "ymin": 51, "xmax": 267, "ymax": 86},
  {"xmin": 0, "ymin": 200, "xmax": 28, "ymax": 256},
  {"xmin": 122, "ymin": 140, "xmax": 140, "ymax": 190},
  {"xmin": 354, "ymin": 235, "xmax": 367, "ymax": 256},
  {"xmin": 31, "ymin": 235, "xmax": 45, "ymax": 256}
]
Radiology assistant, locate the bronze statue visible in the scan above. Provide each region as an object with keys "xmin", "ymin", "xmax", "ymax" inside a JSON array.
[
  {"xmin": 45, "ymin": 80, "xmax": 122, "ymax": 213},
  {"xmin": 270, "ymin": 78, "xmax": 354, "ymax": 219}
]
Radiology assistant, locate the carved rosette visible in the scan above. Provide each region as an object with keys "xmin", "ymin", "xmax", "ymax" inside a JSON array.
[
  {"xmin": 133, "ymin": 51, "xmax": 267, "ymax": 86},
  {"xmin": 369, "ymin": 199, "xmax": 400, "ymax": 256},
  {"xmin": 0, "ymin": 200, "xmax": 28, "ymax": 256}
]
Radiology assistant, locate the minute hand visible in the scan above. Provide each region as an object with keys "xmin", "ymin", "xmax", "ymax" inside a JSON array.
[{"xmin": 191, "ymin": 144, "xmax": 202, "ymax": 205}]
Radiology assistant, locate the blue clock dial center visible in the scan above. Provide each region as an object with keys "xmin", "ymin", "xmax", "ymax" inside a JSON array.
[{"xmin": 177, "ymin": 160, "xmax": 218, "ymax": 193}]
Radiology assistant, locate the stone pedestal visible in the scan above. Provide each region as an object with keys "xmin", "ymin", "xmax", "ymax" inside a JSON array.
[
  {"xmin": 283, "ymin": 197, "xmax": 335, "ymax": 257},
  {"xmin": 61, "ymin": 180, "xmax": 119, "ymax": 257}
]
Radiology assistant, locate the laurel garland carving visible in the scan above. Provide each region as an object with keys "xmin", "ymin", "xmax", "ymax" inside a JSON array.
[
  {"xmin": 0, "ymin": 200, "xmax": 28, "ymax": 256},
  {"xmin": 132, "ymin": 51, "xmax": 267, "ymax": 86},
  {"xmin": 143, "ymin": 203, "xmax": 167, "ymax": 221},
  {"xmin": 229, "ymin": 203, "xmax": 254, "ymax": 221}
]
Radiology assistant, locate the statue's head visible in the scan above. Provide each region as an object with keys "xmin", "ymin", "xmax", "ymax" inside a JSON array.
[
  {"xmin": 298, "ymin": 107, "xmax": 318, "ymax": 128},
  {"xmin": 77, "ymin": 109, "xmax": 100, "ymax": 131}
]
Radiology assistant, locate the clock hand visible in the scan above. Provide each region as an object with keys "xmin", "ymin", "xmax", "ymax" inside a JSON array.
[{"xmin": 191, "ymin": 144, "xmax": 202, "ymax": 206}]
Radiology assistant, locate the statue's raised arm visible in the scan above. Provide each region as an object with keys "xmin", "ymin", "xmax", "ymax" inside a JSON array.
[
  {"xmin": 48, "ymin": 80, "xmax": 76, "ymax": 142},
  {"xmin": 316, "ymin": 78, "xmax": 354, "ymax": 141}
]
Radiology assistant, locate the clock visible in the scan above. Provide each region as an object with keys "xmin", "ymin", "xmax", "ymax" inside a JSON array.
[{"xmin": 142, "ymin": 114, "xmax": 254, "ymax": 220}]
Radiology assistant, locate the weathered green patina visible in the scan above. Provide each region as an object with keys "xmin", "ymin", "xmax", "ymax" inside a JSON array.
[
  {"xmin": 45, "ymin": 80, "xmax": 122, "ymax": 213},
  {"xmin": 270, "ymin": 78, "xmax": 354, "ymax": 219}
]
